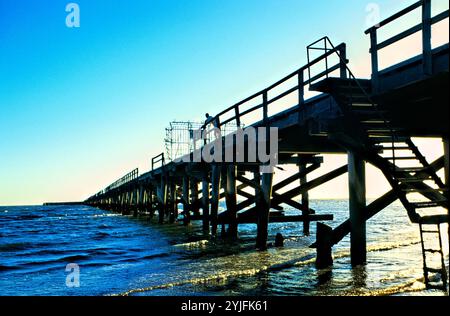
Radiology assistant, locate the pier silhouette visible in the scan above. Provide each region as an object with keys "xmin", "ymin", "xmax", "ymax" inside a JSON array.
[{"xmin": 77, "ymin": 1, "xmax": 449, "ymax": 292}]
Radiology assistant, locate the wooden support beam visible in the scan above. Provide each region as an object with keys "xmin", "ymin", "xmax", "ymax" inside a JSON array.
[
  {"xmin": 237, "ymin": 189, "xmax": 252, "ymax": 200},
  {"xmin": 169, "ymin": 182, "xmax": 177, "ymax": 223},
  {"xmin": 225, "ymin": 165, "xmax": 238, "ymax": 239},
  {"xmin": 311, "ymin": 156, "xmax": 447, "ymax": 248},
  {"xmin": 219, "ymin": 179, "xmax": 250, "ymax": 200},
  {"xmin": 255, "ymin": 171, "xmax": 274, "ymax": 250},
  {"xmin": 148, "ymin": 187, "xmax": 154, "ymax": 218},
  {"xmin": 190, "ymin": 179, "xmax": 200, "ymax": 216},
  {"xmin": 444, "ymin": 138, "xmax": 450, "ymax": 264},
  {"xmin": 158, "ymin": 176, "xmax": 168, "ymax": 224},
  {"xmin": 202, "ymin": 176, "xmax": 210, "ymax": 233},
  {"xmin": 236, "ymin": 175, "xmax": 259, "ymax": 190},
  {"xmin": 182, "ymin": 176, "xmax": 190, "ymax": 225},
  {"xmin": 272, "ymin": 165, "xmax": 348, "ymax": 205},
  {"xmin": 238, "ymin": 195, "xmax": 313, "ymax": 221},
  {"xmin": 369, "ymin": 29, "xmax": 379, "ymax": 93},
  {"xmin": 300, "ymin": 160, "xmax": 310, "ymax": 235},
  {"xmin": 219, "ymin": 214, "xmax": 333, "ymax": 224},
  {"xmin": 210, "ymin": 165, "xmax": 221, "ymax": 235},
  {"xmin": 133, "ymin": 186, "xmax": 139, "ymax": 217},
  {"xmin": 272, "ymin": 163, "xmax": 320, "ymax": 192},
  {"xmin": 348, "ymin": 151, "xmax": 366, "ymax": 266},
  {"xmin": 272, "ymin": 194, "xmax": 314, "ymax": 214},
  {"xmin": 422, "ymin": 0, "xmax": 432, "ymax": 76},
  {"xmin": 138, "ymin": 185, "xmax": 144, "ymax": 215},
  {"xmin": 122, "ymin": 190, "xmax": 130, "ymax": 215},
  {"xmin": 234, "ymin": 165, "xmax": 346, "ymax": 216}
]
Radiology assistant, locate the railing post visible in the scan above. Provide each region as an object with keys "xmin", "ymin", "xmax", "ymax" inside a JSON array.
[
  {"xmin": 182, "ymin": 175, "xmax": 190, "ymax": 225},
  {"xmin": 369, "ymin": 29, "xmax": 379, "ymax": 93},
  {"xmin": 234, "ymin": 106, "xmax": 241, "ymax": 127},
  {"xmin": 225, "ymin": 165, "xmax": 238, "ymax": 239},
  {"xmin": 255, "ymin": 170, "xmax": 274, "ymax": 251},
  {"xmin": 202, "ymin": 174, "xmax": 210, "ymax": 233},
  {"xmin": 298, "ymin": 71, "xmax": 304, "ymax": 106},
  {"xmin": 298, "ymin": 71, "xmax": 305, "ymax": 122},
  {"xmin": 339, "ymin": 44, "xmax": 347, "ymax": 79},
  {"xmin": 210, "ymin": 164, "xmax": 222, "ymax": 236},
  {"xmin": 262, "ymin": 91, "xmax": 268, "ymax": 124},
  {"xmin": 348, "ymin": 150, "xmax": 367, "ymax": 266},
  {"xmin": 422, "ymin": 0, "xmax": 432, "ymax": 76}
]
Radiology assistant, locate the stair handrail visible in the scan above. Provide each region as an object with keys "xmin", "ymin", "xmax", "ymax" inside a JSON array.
[
  {"xmin": 306, "ymin": 36, "xmax": 398, "ymax": 168},
  {"xmin": 365, "ymin": 0, "xmax": 449, "ymax": 91},
  {"xmin": 204, "ymin": 44, "xmax": 347, "ymax": 138}
]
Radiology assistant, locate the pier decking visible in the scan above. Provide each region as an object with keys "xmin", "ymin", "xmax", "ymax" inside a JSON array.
[{"xmin": 82, "ymin": 1, "xmax": 449, "ymax": 291}]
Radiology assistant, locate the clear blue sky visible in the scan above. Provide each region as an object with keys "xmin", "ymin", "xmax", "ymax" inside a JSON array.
[{"xmin": 0, "ymin": 0, "xmax": 448, "ymax": 205}]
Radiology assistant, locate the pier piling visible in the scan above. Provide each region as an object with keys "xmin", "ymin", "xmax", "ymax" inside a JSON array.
[
  {"xmin": 256, "ymin": 171, "xmax": 274, "ymax": 251},
  {"xmin": 225, "ymin": 165, "xmax": 238, "ymax": 239},
  {"xmin": 348, "ymin": 151, "xmax": 367, "ymax": 266},
  {"xmin": 316, "ymin": 222, "xmax": 333, "ymax": 269}
]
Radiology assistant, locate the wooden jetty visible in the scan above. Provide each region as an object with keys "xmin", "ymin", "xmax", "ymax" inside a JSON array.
[{"xmin": 83, "ymin": 1, "xmax": 449, "ymax": 291}]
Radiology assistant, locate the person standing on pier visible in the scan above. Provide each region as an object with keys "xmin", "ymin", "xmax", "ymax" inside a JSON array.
[{"xmin": 203, "ymin": 113, "xmax": 222, "ymax": 140}]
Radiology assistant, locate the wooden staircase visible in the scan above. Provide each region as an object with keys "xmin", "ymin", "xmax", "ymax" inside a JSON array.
[{"xmin": 310, "ymin": 76, "xmax": 449, "ymax": 291}]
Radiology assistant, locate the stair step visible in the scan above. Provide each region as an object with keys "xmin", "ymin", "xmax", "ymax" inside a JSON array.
[
  {"xmin": 402, "ymin": 187, "xmax": 447, "ymax": 193},
  {"xmin": 353, "ymin": 109, "xmax": 388, "ymax": 118},
  {"xmin": 381, "ymin": 146, "xmax": 411, "ymax": 150},
  {"xmin": 367, "ymin": 129, "xmax": 400, "ymax": 133},
  {"xmin": 424, "ymin": 249, "xmax": 442, "ymax": 254},
  {"xmin": 425, "ymin": 284, "xmax": 447, "ymax": 291},
  {"xmin": 368, "ymin": 133, "xmax": 402, "ymax": 138},
  {"xmin": 310, "ymin": 78, "xmax": 372, "ymax": 94},
  {"xmin": 335, "ymin": 82, "xmax": 372, "ymax": 90},
  {"xmin": 309, "ymin": 132, "xmax": 328, "ymax": 137},
  {"xmin": 367, "ymin": 129, "xmax": 404, "ymax": 135},
  {"xmin": 353, "ymin": 107, "xmax": 385, "ymax": 112},
  {"xmin": 395, "ymin": 166, "xmax": 431, "ymax": 172},
  {"xmin": 384, "ymin": 156, "xmax": 418, "ymax": 160},
  {"xmin": 398, "ymin": 177, "xmax": 433, "ymax": 183},
  {"xmin": 425, "ymin": 267, "xmax": 445, "ymax": 274},
  {"xmin": 419, "ymin": 215, "xmax": 449, "ymax": 224},
  {"xmin": 361, "ymin": 120, "xmax": 390, "ymax": 124},
  {"xmin": 421, "ymin": 230, "xmax": 439, "ymax": 233},
  {"xmin": 348, "ymin": 100, "xmax": 373, "ymax": 105},
  {"xmin": 411, "ymin": 201, "xmax": 447, "ymax": 208},
  {"xmin": 369, "ymin": 136, "xmax": 409, "ymax": 143}
]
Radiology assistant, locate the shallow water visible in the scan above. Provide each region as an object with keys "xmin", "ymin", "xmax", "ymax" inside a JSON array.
[{"xmin": 0, "ymin": 200, "xmax": 448, "ymax": 296}]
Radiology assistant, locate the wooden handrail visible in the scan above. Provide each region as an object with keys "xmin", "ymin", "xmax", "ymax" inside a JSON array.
[
  {"xmin": 371, "ymin": 9, "xmax": 449, "ymax": 52},
  {"xmin": 152, "ymin": 153, "xmax": 165, "ymax": 171},
  {"xmin": 367, "ymin": 0, "xmax": 449, "ymax": 92},
  {"xmin": 364, "ymin": 0, "xmax": 422, "ymax": 34}
]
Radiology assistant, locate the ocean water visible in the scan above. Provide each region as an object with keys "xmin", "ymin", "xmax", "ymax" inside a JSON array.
[{"xmin": 0, "ymin": 200, "xmax": 448, "ymax": 296}]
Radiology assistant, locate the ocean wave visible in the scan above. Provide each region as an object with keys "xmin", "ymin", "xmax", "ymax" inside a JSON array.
[
  {"xmin": 15, "ymin": 214, "xmax": 45, "ymax": 220},
  {"xmin": 21, "ymin": 254, "xmax": 91, "ymax": 267},
  {"xmin": 115, "ymin": 236, "xmax": 430, "ymax": 296},
  {"xmin": 0, "ymin": 264, "xmax": 20, "ymax": 271},
  {"xmin": 92, "ymin": 231, "xmax": 112, "ymax": 240},
  {"xmin": 335, "ymin": 278, "xmax": 426, "ymax": 296},
  {"xmin": 115, "ymin": 250, "xmax": 316, "ymax": 296},
  {"xmin": 0, "ymin": 242, "xmax": 32, "ymax": 252},
  {"xmin": 89, "ymin": 214, "xmax": 121, "ymax": 219},
  {"xmin": 142, "ymin": 253, "xmax": 171, "ymax": 260},
  {"xmin": 173, "ymin": 240, "xmax": 209, "ymax": 249},
  {"xmin": 114, "ymin": 267, "xmax": 267, "ymax": 296}
]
